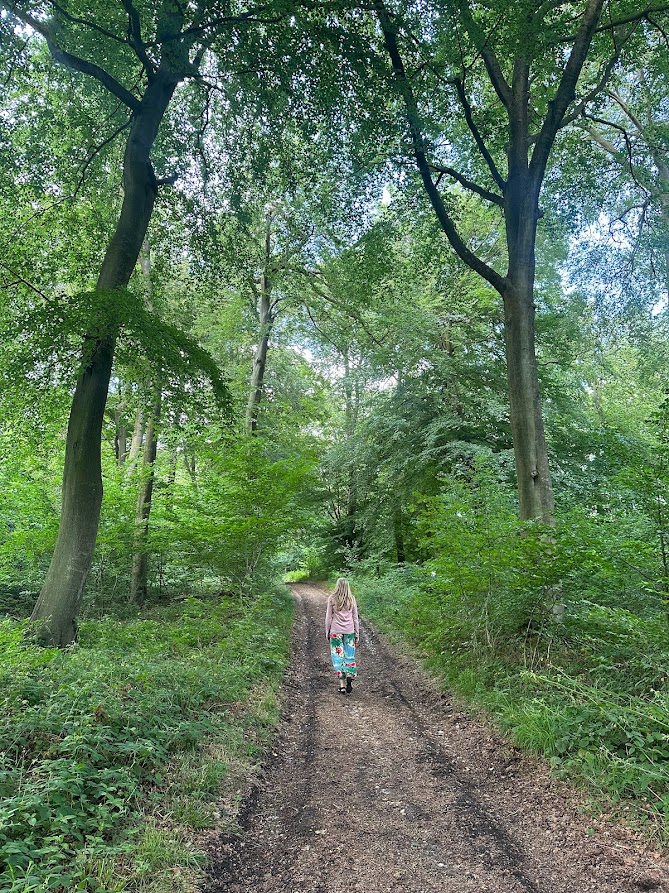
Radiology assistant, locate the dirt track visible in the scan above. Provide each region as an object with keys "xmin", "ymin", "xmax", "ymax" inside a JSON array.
[{"xmin": 204, "ymin": 583, "xmax": 668, "ymax": 893}]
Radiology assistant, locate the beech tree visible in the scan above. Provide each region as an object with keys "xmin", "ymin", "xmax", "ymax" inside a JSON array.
[
  {"xmin": 1, "ymin": 0, "xmax": 284, "ymax": 645},
  {"xmin": 370, "ymin": 0, "xmax": 669, "ymax": 522}
]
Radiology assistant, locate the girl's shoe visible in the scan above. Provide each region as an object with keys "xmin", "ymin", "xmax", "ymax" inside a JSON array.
[
  {"xmin": 346, "ymin": 677, "xmax": 353, "ymax": 693},
  {"xmin": 337, "ymin": 686, "xmax": 347, "ymax": 695}
]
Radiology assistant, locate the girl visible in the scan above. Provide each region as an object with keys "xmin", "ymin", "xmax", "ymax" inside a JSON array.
[{"xmin": 325, "ymin": 577, "xmax": 359, "ymax": 694}]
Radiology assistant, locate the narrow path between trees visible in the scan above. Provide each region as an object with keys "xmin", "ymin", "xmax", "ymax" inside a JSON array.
[{"xmin": 204, "ymin": 583, "xmax": 668, "ymax": 893}]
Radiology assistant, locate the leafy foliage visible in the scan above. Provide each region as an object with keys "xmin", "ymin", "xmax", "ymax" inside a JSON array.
[{"xmin": 0, "ymin": 589, "xmax": 292, "ymax": 892}]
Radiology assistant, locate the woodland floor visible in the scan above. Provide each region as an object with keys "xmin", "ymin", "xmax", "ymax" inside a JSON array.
[{"xmin": 202, "ymin": 582, "xmax": 669, "ymax": 893}]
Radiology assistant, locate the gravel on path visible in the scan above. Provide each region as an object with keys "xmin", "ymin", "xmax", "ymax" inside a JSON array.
[{"xmin": 203, "ymin": 582, "xmax": 668, "ymax": 893}]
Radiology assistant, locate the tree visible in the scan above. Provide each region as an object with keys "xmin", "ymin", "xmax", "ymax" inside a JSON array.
[
  {"xmin": 370, "ymin": 0, "xmax": 669, "ymax": 522},
  {"xmin": 1, "ymin": 0, "xmax": 274, "ymax": 644},
  {"xmin": 129, "ymin": 239, "xmax": 161, "ymax": 605}
]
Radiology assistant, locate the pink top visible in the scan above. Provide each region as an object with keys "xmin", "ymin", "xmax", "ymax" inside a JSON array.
[{"xmin": 325, "ymin": 596, "xmax": 359, "ymax": 640}]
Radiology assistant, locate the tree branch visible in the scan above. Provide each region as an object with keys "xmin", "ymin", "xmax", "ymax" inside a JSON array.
[
  {"xmin": 581, "ymin": 122, "xmax": 619, "ymax": 156},
  {"xmin": 120, "ymin": 0, "xmax": 157, "ymax": 76},
  {"xmin": 456, "ymin": 2, "xmax": 512, "ymax": 109},
  {"xmin": 429, "ymin": 163, "xmax": 504, "ymax": 206},
  {"xmin": 143, "ymin": 3, "xmax": 286, "ymax": 47},
  {"xmin": 647, "ymin": 13, "xmax": 669, "ymax": 51},
  {"xmin": 452, "ymin": 77, "xmax": 506, "ymax": 190},
  {"xmin": 550, "ymin": 48, "xmax": 621, "ymax": 134},
  {"xmin": 607, "ymin": 89, "xmax": 645, "ymax": 134},
  {"xmin": 575, "ymin": 3, "xmax": 669, "ymax": 39},
  {"xmin": 530, "ymin": 0, "xmax": 605, "ymax": 182},
  {"xmin": 46, "ymin": 1, "xmax": 129, "ymax": 47},
  {"xmin": 5, "ymin": 5, "xmax": 140, "ymax": 111},
  {"xmin": 581, "ymin": 111, "xmax": 651, "ymax": 197},
  {"xmin": 374, "ymin": 0, "xmax": 507, "ymax": 295},
  {"xmin": 72, "ymin": 118, "xmax": 131, "ymax": 198},
  {"xmin": 0, "ymin": 260, "xmax": 54, "ymax": 304}
]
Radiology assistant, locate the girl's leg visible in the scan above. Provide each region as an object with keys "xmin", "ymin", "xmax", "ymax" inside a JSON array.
[
  {"xmin": 342, "ymin": 633, "xmax": 357, "ymax": 690},
  {"xmin": 329, "ymin": 635, "xmax": 346, "ymax": 690}
]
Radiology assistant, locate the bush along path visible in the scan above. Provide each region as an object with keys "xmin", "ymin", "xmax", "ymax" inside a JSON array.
[{"xmin": 204, "ymin": 583, "xmax": 668, "ymax": 893}]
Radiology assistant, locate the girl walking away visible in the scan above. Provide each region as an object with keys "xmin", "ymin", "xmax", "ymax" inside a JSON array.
[{"xmin": 325, "ymin": 577, "xmax": 359, "ymax": 694}]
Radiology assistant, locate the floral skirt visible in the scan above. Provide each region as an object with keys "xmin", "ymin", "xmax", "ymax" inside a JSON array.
[{"xmin": 329, "ymin": 632, "xmax": 357, "ymax": 678}]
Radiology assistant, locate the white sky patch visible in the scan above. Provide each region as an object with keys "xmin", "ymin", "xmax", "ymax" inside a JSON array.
[
  {"xmin": 381, "ymin": 186, "xmax": 392, "ymax": 206},
  {"xmin": 291, "ymin": 345, "xmax": 314, "ymax": 363},
  {"xmin": 372, "ymin": 374, "xmax": 399, "ymax": 392}
]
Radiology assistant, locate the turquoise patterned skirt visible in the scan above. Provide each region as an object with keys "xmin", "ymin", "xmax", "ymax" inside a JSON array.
[{"xmin": 329, "ymin": 632, "xmax": 357, "ymax": 677}]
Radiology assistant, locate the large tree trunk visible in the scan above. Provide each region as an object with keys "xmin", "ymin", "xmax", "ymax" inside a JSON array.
[
  {"xmin": 502, "ymin": 278, "xmax": 554, "ymax": 522},
  {"xmin": 30, "ymin": 76, "xmax": 176, "ymax": 646},
  {"xmin": 502, "ymin": 173, "xmax": 555, "ymax": 523}
]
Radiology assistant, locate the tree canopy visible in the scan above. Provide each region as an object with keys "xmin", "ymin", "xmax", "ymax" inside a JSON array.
[{"xmin": 2, "ymin": 2, "xmax": 669, "ymax": 880}]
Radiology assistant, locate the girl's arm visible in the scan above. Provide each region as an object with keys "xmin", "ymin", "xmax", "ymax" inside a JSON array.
[
  {"xmin": 353, "ymin": 598, "xmax": 359, "ymax": 641},
  {"xmin": 325, "ymin": 598, "xmax": 332, "ymax": 641}
]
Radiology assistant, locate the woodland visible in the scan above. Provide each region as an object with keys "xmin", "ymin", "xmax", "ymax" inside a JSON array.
[{"xmin": 1, "ymin": 0, "xmax": 669, "ymax": 890}]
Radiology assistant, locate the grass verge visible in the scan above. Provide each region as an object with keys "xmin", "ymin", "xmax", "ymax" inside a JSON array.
[
  {"xmin": 352, "ymin": 567, "xmax": 669, "ymax": 842},
  {"xmin": 0, "ymin": 587, "xmax": 292, "ymax": 892}
]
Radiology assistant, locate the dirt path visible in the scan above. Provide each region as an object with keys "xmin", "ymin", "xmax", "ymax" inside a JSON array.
[{"xmin": 204, "ymin": 583, "xmax": 668, "ymax": 893}]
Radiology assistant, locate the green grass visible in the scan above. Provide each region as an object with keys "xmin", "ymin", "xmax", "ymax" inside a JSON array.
[
  {"xmin": 352, "ymin": 568, "xmax": 669, "ymax": 840},
  {"xmin": 0, "ymin": 588, "xmax": 292, "ymax": 892}
]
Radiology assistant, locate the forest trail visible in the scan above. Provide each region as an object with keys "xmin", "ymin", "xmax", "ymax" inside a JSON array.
[{"xmin": 204, "ymin": 583, "xmax": 668, "ymax": 893}]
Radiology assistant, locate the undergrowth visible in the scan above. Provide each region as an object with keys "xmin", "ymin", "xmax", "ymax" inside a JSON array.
[
  {"xmin": 353, "ymin": 566, "xmax": 669, "ymax": 839},
  {"xmin": 0, "ymin": 588, "xmax": 292, "ymax": 892}
]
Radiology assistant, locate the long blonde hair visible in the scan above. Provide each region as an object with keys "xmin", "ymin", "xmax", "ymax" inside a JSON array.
[{"xmin": 332, "ymin": 577, "xmax": 353, "ymax": 612}]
